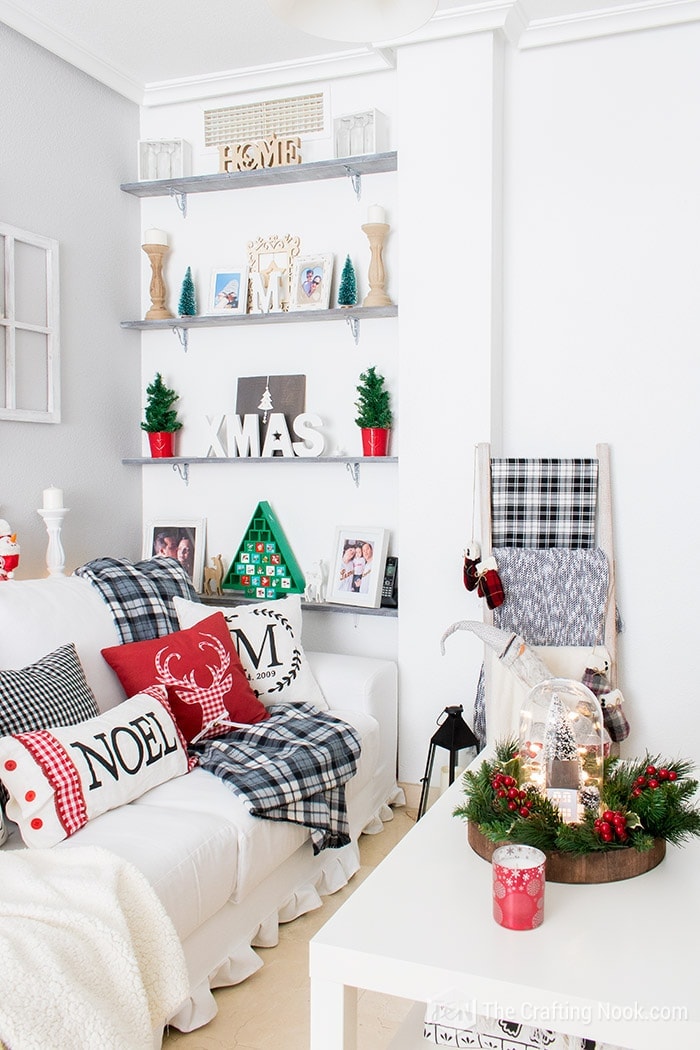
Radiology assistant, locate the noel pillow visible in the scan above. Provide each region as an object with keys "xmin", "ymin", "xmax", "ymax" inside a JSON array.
[
  {"xmin": 0, "ymin": 686, "xmax": 195, "ymax": 849},
  {"xmin": 101, "ymin": 611, "xmax": 269, "ymax": 743},
  {"xmin": 173, "ymin": 594, "xmax": 327, "ymax": 710}
]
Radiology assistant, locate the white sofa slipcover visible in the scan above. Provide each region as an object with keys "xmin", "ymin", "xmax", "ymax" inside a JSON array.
[{"xmin": 0, "ymin": 576, "xmax": 402, "ymax": 1035}]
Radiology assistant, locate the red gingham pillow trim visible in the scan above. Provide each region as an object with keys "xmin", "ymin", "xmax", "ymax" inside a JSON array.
[{"xmin": 15, "ymin": 730, "xmax": 87, "ymax": 836}]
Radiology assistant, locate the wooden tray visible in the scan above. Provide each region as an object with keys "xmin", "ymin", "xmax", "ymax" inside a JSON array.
[{"xmin": 467, "ymin": 821, "xmax": 666, "ymax": 884}]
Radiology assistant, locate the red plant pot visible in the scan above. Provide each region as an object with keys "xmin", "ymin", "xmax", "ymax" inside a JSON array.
[
  {"xmin": 148, "ymin": 431, "xmax": 175, "ymax": 458},
  {"xmin": 361, "ymin": 427, "xmax": 390, "ymax": 457}
]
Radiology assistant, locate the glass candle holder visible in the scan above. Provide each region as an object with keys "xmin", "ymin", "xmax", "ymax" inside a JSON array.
[{"xmin": 492, "ymin": 844, "xmax": 546, "ymax": 930}]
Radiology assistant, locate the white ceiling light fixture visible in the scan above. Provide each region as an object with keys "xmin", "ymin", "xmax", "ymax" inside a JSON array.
[{"xmin": 265, "ymin": 0, "xmax": 439, "ymax": 43}]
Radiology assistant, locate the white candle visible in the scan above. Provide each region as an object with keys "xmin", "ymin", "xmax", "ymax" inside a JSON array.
[
  {"xmin": 367, "ymin": 205, "xmax": 386, "ymax": 224},
  {"xmin": 42, "ymin": 486, "xmax": 64, "ymax": 510},
  {"xmin": 143, "ymin": 228, "xmax": 168, "ymax": 246}
]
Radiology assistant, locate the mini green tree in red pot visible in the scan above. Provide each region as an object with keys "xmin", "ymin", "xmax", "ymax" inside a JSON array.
[
  {"xmin": 355, "ymin": 365, "xmax": 392, "ymax": 456},
  {"xmin": 140, "ymin": 372, "xmax": 183, "ymax": 457}
]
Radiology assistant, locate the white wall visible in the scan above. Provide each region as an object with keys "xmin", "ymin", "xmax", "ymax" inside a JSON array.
[
  {"xmin": 502, "ymin": 23, "xmax": 700, "ymax": 758},
  {"xmin": 0, "ymin": 23, "xmax": 142, "ymax": 577},
  {"xmin": 134, "ymin": 17, "xmax": 700, "ymax": 783}
]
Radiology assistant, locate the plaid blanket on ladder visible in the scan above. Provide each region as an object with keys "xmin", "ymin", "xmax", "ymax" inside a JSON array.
[{"xmin": 192, "ymin": 703, "xmax": 362, "ymax": 854}]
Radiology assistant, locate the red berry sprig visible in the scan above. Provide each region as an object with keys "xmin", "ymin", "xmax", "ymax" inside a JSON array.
[
  {"xmin": 594, "ymin": 809, "xmax": 629, "ymax": 844},
  {"xmin": 490, "ymin": 772, "xmax": 533, "ymax": 819},
  {"xmin": 630, "ymin": 763, "xmax": 678, "ymax": 799}
]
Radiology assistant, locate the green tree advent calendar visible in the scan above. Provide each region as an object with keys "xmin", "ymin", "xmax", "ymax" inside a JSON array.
[{"xmin": 222, "ymin": 501, "xmax": 305, "ymax": 598}]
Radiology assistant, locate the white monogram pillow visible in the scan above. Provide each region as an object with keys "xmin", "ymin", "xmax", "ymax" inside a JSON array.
[{"xmin": 173, "ymin": 595, "xmax": 327, "ymax": 710}]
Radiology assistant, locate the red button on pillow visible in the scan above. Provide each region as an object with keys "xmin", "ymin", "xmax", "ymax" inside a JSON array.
[
  {"xmin": 25, "ymin": 790, "xmax": 36, "ymax": 802},
  {"xmin": 102, "ymin": 611, "xmax": 268, "ymax": 743},
  {"xmin": 4, "ymin": 759, "xmax": 17, "ymax": 771}
]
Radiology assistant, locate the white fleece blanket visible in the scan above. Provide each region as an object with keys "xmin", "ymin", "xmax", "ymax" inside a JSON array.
[{"xmin": 0, "ymin": 846, "xmax": 189, "ymax": 1050}]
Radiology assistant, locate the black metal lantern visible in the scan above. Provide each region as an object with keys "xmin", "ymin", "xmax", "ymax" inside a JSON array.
[{"xmin": 417, "ymin": 705, "xmax": 479, "ymax": 820}]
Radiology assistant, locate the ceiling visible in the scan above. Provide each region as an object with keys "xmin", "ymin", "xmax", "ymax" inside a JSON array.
[{"xmin": 0, "ymin": 0, "xmax": 697, "ymax": 105}]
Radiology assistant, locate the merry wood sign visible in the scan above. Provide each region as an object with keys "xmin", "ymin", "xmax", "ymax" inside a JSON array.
[{"xmin": 218, "ymin": 135, "xmax": 302, "ymax": 173}]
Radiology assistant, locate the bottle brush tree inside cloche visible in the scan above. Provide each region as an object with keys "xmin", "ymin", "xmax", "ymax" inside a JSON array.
[{"xmin": 354, "ymin": 365, "xmax": 393, "ymax": 456}]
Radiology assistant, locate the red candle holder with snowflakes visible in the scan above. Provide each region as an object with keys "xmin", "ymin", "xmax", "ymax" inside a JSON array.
[
  {"xmin": 492, "ymin": 844, "xmax": 546, "ymax": 930},
  {"xmin": 519, "ymin": 678, "xmax": 605, "ymax": 824}
]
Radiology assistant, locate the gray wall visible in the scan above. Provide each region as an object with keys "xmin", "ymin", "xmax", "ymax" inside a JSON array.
[{"xmin": 0, "ymin": 22, "xmax": 141, "ymax": 578}]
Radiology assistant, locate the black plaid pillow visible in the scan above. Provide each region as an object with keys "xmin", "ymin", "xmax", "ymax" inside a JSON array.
[{"xmin": 0, "ymin": 643, "xmax": 99, "ymax": 804}]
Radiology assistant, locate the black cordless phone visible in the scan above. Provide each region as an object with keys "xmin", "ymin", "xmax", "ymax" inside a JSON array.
[{"xmin": 380, "ymin": 557, "xmax": 398, "ymax": 608}]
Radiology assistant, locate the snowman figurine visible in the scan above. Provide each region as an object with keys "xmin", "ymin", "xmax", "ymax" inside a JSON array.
[{"xmin": 0, "ymin": 519, "xmax": 20, "ymax": 581}]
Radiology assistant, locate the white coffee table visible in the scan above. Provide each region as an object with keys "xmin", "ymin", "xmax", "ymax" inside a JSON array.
[{"xmin": 309, "ymin": 778, "xmax": 700, "ymax": 1049}]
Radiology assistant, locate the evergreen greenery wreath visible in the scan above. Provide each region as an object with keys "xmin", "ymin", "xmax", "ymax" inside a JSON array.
[{"xmin": 454, "ymin": 738, "xmax": 700, "ymax": 856}]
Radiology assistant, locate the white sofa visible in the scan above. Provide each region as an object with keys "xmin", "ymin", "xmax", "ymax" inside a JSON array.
[{"xmin": 0, "ymin": 576, "xmax": 401, "ymax": 1034}]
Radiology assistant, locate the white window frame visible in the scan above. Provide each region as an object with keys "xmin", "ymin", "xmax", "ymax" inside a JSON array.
[{"xmin": 0, "ymin": 221, "xmax": 60, "ymax": 423}]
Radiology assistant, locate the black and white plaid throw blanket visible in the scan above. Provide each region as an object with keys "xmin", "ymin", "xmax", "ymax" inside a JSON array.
[
  {"xmin": 74, "ymin": 556, "xmax": 199, "ymax": 642},
  {"xmin": 192, "ymin": 703, "xmax": 362, "ymax": 854},
  {"xmin": 490, "ymin": 457, "xmax": 599, "ymax": 548}
]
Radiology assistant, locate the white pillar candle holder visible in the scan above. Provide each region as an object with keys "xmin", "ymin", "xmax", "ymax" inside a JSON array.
[{"xmin": 37, "ymin": 507, "xmax": 68, "ymax": 576}]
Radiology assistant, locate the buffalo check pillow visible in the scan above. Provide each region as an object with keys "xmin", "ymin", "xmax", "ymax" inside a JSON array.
[
  {"xmin": 101, "ymin": 611, "xmax": 269, "ymax": 743},
  {"xmin": 0, "ymin": 642, "xmax": 100, "ymax": 738},
  {"xmin": 0, "ymin": 642, "xmax": 100, "ymax": 806},
  {"xmin": 0, "ymin": 686, "xmax": 195, "ymax": 848},
  {"xmin": 173, "ymin": 594, "xmax": 327, "ymax": 710}
]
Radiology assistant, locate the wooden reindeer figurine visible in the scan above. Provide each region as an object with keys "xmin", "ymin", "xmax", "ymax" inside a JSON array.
[{"xmin": 203, "ymin": 554, "xmax": 224, "ymax": 596}]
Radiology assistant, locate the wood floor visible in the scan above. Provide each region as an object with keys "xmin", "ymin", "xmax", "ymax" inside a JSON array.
[{"xmin": 162, "ymin": 806, "xmax": 416, "ymax": 1049}]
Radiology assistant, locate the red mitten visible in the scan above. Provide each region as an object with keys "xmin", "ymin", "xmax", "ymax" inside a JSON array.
[
  {"xmin": 477, "ymin": 557, "xmax": 505, "ymax": 609},
  {"xmin": 462, "ymin": 541, "xmax": 481, "ymax": 592}
]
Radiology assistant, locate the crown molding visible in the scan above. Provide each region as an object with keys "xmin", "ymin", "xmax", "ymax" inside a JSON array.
[
  {"xmin": 143, "ymin": 47, "xmax": 396, "ymax": 108},
  {"xmin": 0, "ymin": 0, "xmax": 144, "ymax": 103},
  {"xmin": 3, "ymin": 0, "xmax": 700, "ymax": 108},
  {"xmin": 508, "ymin": 0, "xmax": 700, "ymax": 49}
]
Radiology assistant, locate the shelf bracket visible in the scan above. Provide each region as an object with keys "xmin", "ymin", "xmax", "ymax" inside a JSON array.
[
  {"xmin": 343, "ymin": 165, "xmax": 362, "ymax": 201},
  {"xmin": 169, "ymin": 188, "xmax": 188, "ymax": 218},
  {"xmin": 346, "ymin": 461, "xmax": 361, "ymax": 488},
  {"xmin": 172, "ymin": 325, "xmax": 189, "ymax": 351},
  {"xmin": 345, "ymin": 315, "xmax": 360, "ymax": 345},
  {"xmin": 172, "ymin": 462, "xmax": 190, "ymax": 486}
]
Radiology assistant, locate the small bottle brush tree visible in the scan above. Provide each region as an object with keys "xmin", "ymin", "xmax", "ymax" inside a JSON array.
[
  {"xmin": 140, "ymin": 373, "xmax": 183, "ymax": 433},
  {"xmin": 337, "ymin": 255, "xmax": 357, "ymax": 307},
  {"xmin": 354, "ymin": 365, "xmax": 392, "ymax": 429},
  {"xmin": 178, "ymin": 266, "xmax": 197, "ymax": 316}
]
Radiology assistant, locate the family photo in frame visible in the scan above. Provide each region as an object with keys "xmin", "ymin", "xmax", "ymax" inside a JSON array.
[
  {"xmin": 327, "ymin": 526, "xmax": 389, "ymax": 608},
  {"xmin": 290, "ymin": 254, "xmax": 333, "ymax": 311},
  {"xmin": 144, "ymin": 518, "xmax": 206, "ymax": 592}
]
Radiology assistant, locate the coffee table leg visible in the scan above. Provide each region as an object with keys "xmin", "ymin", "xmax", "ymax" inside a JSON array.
[{"xmin": 310, "ymin": 977, "xmax": 358, "ymax": 1050}]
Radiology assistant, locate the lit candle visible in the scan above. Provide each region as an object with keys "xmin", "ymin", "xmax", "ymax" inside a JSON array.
[
  {"xmin": 143, "ymin": 228, "xmax": 168, "ymax": 246},
  {"xmin": 42, "ymin": 486, "xmax": 64, "ymax": 510},
  {"xmin": 367, "ymin": 205, "xmax": 386, "ymax": 224}
]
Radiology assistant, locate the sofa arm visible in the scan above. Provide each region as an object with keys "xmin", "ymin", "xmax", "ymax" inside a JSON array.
[{"xmin": 306, "ymin": 651, "xmax": 398, "ymax": 782}]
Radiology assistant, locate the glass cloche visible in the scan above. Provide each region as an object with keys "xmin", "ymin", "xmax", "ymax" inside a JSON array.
[{"xmin": 519, "ymin": 678, "xmax": 605, "ymax": 823}]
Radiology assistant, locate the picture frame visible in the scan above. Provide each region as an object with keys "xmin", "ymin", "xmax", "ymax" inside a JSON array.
[
  {"xmin": 209, "ymin": 267, "xmax": 249, "ymax": 314},
  {"xmin": 326, "ymin": 526, "xmax": 389, "ymax": 609},
  {"xmin": 143, "ymin": 518, "xmax": 207, "ymax": 592},
  {"xmin": 289, "ymin": 253, "xmax": 334, "ymax": 311}
]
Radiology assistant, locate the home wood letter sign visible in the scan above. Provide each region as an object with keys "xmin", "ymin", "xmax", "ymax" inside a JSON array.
[{"xmin": 218, "ymin": 135, "xmax": 302, "ymax": 173}]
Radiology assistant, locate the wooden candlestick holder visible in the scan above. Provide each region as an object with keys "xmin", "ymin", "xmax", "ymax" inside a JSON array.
[
  {"xmin": 142, "ymin": 242, "xmax": 173, "ymax": 320},
  {"xmin": 361, "ymin": 222, "xmax": 392, "ymax": 308}
]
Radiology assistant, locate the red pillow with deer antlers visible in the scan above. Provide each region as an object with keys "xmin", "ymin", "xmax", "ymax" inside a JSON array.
[{"xmin": 101, "ymin": 611, "xmax": 269, "ymax": 744}]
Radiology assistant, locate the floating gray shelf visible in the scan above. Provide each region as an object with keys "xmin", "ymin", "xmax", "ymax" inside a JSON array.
[
  {"xmin": 121, "ymin": 151, "xmax": 397, "ymax": 199},
  {"xmin": 120, "ymin": 304, "xmax": 397, "ymax": 331},
  {"xmin": 199, "ymin": 594, "xmax": 397, "ymax": 618}
]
